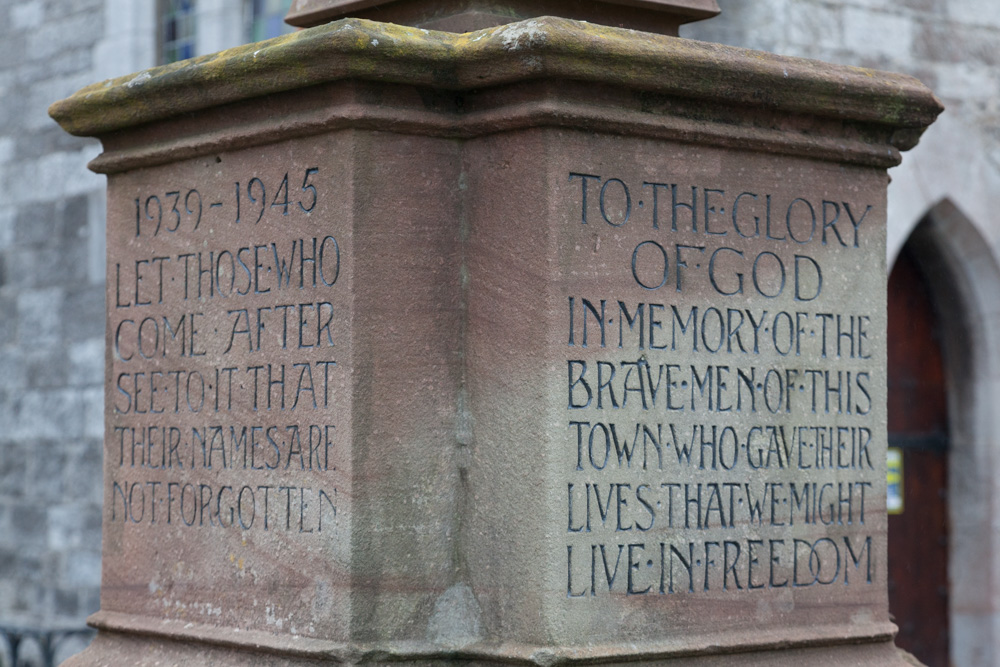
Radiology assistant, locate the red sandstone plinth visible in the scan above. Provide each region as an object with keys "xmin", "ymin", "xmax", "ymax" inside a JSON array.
[{"xmin": 50, "ymin": 15, "xmax": 941, "ymax": 666}]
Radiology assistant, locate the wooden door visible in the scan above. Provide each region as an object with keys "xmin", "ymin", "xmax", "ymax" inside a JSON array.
[{"xmin": 887, "ymin": 247, "xmax": 950, "ymax": 666}]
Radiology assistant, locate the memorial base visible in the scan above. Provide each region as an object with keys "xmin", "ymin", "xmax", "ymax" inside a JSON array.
[
  {"xmin": 51, "ymin": 13, "xmax": 940, "ymax": 667},
  {"xmin": 68, "ymin": 627, "xmax": 916, "ymax": 667}
]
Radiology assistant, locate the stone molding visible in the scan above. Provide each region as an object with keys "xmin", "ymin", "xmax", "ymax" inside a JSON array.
[
  {"xmin": 50, "ymin": 16, "xmax": 941, "ymax": 172},
  {"xmin": 284, "ymin": 0, "xmax": 720, "ymax": 34},
  {"xmin": 88, "ymin": 609, "xmax": 896, "ymax": 664}
]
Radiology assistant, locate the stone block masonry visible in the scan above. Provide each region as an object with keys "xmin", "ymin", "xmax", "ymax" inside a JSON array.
[{"xmin": 0, "ymin": 0, "xmax": 106, "ymax": 633}]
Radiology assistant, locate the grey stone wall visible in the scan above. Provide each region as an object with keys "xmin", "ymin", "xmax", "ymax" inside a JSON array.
[
  {"xmin": 681, "ymin": 0, "xmax": 1000, "ymax": 187},
  {"xmin": 0, "ymin": 0, "xmax": 107, "ymax": 631},
  {"xmin": 0, "ymin": 0, "xmax": 234, "ymax": 642},
  {"xmin": 0, "ymin": 0, "xmax": 245, "ymax": 644}
]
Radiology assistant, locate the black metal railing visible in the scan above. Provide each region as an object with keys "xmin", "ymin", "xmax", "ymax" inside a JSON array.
[{"xmin": 0, "ymin": 625, "xmax": 94, "ymax": 667}]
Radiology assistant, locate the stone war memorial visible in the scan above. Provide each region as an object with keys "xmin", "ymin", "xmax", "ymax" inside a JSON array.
[{"xmin": 49, "ymin": 1, "xmax": 942, "ymax": 664}]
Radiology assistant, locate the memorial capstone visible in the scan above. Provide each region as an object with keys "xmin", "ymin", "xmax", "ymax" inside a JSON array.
[{"xmin": 49, "ymin": 2, "xmax": 942, "ymax": 665}]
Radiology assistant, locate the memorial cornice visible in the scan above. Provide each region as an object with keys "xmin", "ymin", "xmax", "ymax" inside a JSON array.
[{"xmin": 50, "ymin": 16, "xmax": 943, "ymax": 173}]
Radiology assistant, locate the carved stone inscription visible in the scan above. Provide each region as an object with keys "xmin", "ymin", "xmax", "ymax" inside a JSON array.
[
  {"xmin": 105, "ymin": 158, "xmax": 347, "ymax": 559},
  {"xmin": 562, "ymin": 170, "xmax": 882, "ymax": 599}
]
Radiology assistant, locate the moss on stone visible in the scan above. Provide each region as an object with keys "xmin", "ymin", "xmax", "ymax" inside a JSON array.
[{"xmin": 49, "ymin": 16, "xmax": 942, "ymax": 140}]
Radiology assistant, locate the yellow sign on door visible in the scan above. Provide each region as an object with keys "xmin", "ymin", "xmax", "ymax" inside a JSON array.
[{"xmin": 887, "ymin": 447, "xmax": 903, "ymax": 514}]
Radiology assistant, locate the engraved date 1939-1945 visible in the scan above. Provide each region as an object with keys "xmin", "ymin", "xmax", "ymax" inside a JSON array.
[{"xmin": 134, "ymin": 168, "xmax": 319, "ymax": 237}]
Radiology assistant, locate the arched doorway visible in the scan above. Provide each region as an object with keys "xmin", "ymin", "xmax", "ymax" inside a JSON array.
[
  {"xmin": 887, "ymin": 244, "xmax": 950, "ymax": 666},
  {"xmin": 887, "ymin": 199, "xmax": 1000, "ymax": 665}
]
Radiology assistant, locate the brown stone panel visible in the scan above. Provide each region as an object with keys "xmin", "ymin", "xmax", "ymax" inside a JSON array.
[
  {"xmin": 463, "ymin": 126, "xmax": 891, "ymax": 650},
  {"xmin": 101, "ymin": 136, "xmax": 356, "ymax": 638},
  {"xmin": 464, "ymin": 127, "xmax": 557, "ymax": 645},
  {"xmin": 102, "ymin": 136, "xmax": 353, "ymax": 634},
  {"xmin": 346, "ymin": 130, "xmax": 465, "ymax": 642},
  {"xmin": 100, "ymin": 128, "xmax": 468, "ymax": 644}
]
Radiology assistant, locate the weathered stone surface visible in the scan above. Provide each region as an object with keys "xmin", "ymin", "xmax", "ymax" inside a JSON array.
[
  {"xmin": 49, "ymin": 18, "xmax": 939, "ymax": 151},
  {"xmin": 284, "ymin": 0, "xmax": 721, "ymax": 34},
  {"xmin": 50, "ymin": 14, "xmax": 940, "ymax": 666},
  {"xmin": 458, "ymin": 126, "xmax": 893, "ymax": 657}
]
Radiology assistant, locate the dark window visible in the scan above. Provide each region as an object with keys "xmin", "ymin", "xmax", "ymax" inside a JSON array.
[
  {"xmin": 251, "ymin": 0, "xmax": 295, "ymax": 42},
  {"xmin": 160, "ymin": 0, "xmax": 197, "ymax": 64}
]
